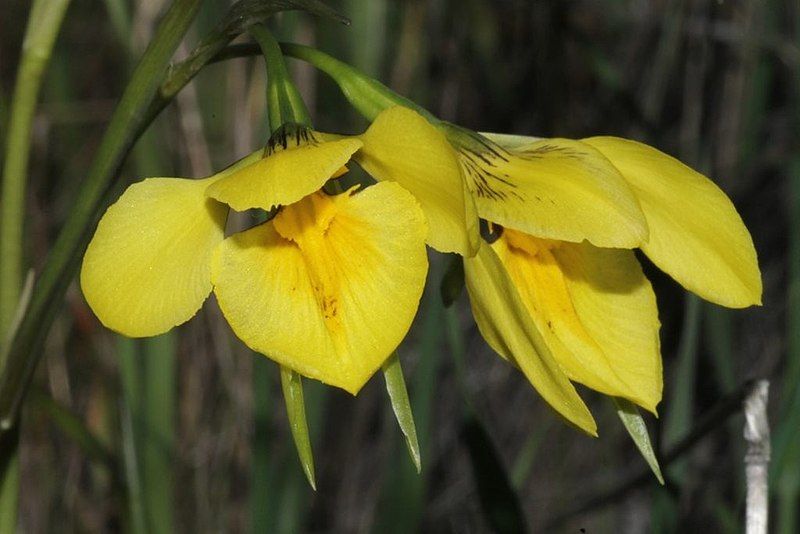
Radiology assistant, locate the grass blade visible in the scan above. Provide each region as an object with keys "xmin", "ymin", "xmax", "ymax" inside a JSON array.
[
  {"xmin": 118, "ymin": 337, "xmax": 146, "ymax": 534},
  {"xmin": 612, "ymin": 397, "xmax": 664, "ymax": 484},
  {"xmin": 30, "ymin": 389, "xmax": 116, "ymax": 471},
  {"xmin": 279, "ymin": 366, "xmax": 316, "ymax": 490},
  {"xmin": 510, "ymin": 419, "xmax": 551, "ymax": 490},
  {"xmin": 664, "ymin": 293, "xmax": 702, "ymax": 478},
  {"xmin": 140, "ymin": 334, "xmax": 176, "ymax": 533},
  {"xmin": 0, "ymin": 2, "xmax": 72, "ymax": 528}
]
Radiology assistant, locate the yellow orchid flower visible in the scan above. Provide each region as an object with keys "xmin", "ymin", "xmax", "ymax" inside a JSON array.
[
  {"xmin": 211, "ymin": 182, "xmax": 428, "ymax": 394},
  {"xmin": 81, "ymin": 107, "xmax": 467, "ymax": 393},
  {"xmin": 448, "ymin": 129, "xmax": 761, "ymax": 434}
]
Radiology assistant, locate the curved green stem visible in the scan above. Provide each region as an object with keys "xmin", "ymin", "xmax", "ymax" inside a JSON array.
[
  {"xmin": 0, "ymin": 0, "xmax": 71, "ymax": 347},
  {"xmin": 0, "ymin": 0, "xmax": 342, "ymax": 429},
  {"xmin": 0, "ymin": 1, "xmax": 71, "ymax": 531},
  {"xmin": 280, "ymin": 42, "xmax": 436, "ymax": 123},
  {"xmin": 0, "ymin": 0, "xmax": 204, "ymax": 428}
]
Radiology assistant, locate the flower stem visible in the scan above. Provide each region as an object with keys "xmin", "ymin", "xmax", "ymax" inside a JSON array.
[
  {"xmin": 0, "ymin": 0, "xmax": 71, "ymax": 352},
  {"xmin": 279, "ymin": 42, "xmax": 437, "ymax": 123},
  {"xmin": 0, "ymin": 0, "xmax": 204, "ymax": 429},
  {"xmin": 249, "ymin": 24, "xmax": 311, "ymax": 130},
  {"xmin": 0, "ymin": 1, "xmax": 71, "ymax": 530}
]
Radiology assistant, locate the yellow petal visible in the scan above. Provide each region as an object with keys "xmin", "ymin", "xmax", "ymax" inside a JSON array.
[
  {"xmin": 583, "ymin": 136, "xmax": 762, "ymax": 308},
  {"xmin": 493, "ymin": 230, "xmax": 661, "ymax": 412},
  {"xmin": 206, "ymin": 130, "xmax": 363, "ymax": 212},
  {"xmin": 211, "ymin": 182, "xmax": 428, "ymax": 394},
  {"xmin": 81, "ymin": 177, "xmax": 227, "ymax": 337},
  {"xmin": 463, "ymin": 242, "xmax": 597, "ymax": 435},
  {"xmin": 458, "ymin": 132, "xmax": 648, "ymax": 248},
  {"xmin": 356, "ymin": 106, "xmax": 480, "ymax": 256}
]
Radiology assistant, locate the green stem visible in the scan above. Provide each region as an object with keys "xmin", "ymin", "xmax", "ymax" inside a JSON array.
[
  {"xmin": 0, "ymin": 1, "xmax": 71, "ymax": 531},
  {"xmin": 0, "ymin": 0, "xmax": 204, "ymax": 429},
  {"xmin": 29, "ymin": 388, "xmax": 117, "ymax": 472},
  {"xmin": 280, "ymin": 42, "xmax": 436, "ymax": 123},
  {"xmin": 249, "ymin": 25, "xmax": 311, "ymax": 129},
  {"xmin": 0, "ymin": 0, "xmax": 71, "ymax": 347}
]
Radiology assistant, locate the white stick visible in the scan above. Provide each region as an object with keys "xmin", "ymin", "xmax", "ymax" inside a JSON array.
[{"xmin": 744, "ymin": 380, "xmax": 770, "ymax": 534}]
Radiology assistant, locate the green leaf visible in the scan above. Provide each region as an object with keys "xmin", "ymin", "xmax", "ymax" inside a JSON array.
[
  {"xmin": 613, "ymin": 397, "xmax": 664, "ymax": 485},
  {"xmin": 382, "ymin": 353, "xmax": 421, "ymax": 473},
  {"xmin": 280, "ymin": 366, "xmax": 316, "ymax": 490}
]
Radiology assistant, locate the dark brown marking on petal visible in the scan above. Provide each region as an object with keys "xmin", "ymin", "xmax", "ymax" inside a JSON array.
[
  {"xmin": 459, "ymin": 151, "xmax": 524, "ymax": 203},
  {"xmin": 265, "ymin": 124, "xmax": 320, "ymax": 155}
]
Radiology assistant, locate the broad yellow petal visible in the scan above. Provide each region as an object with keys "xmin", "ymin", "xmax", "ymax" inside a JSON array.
[
  {"xmin": 212, "ymin": 183, "xmax": 428, "ymax": 394},
  {"xmin": 206, "ymin": 129, "xmax": 362, "ymax": 212},
  {"xmin": 583, "ymin": 136, "xmax": 762, "ymax": 308},
  {"xmin": 81, "ymin": 177, "xmax": 227, "ymax": 337},
  {"xmin": 554, "ymin": 242, "xmax": 662, "ymax": 412},
  {"xmin": 357, "ymin": 106, "xmax": 480, "ymax": 256},
  {"xmin": 463, "ymin": 242, "xmax": 597, "ymax": 435},
  {"xmin": 457, "ymin": 131, "xmax": 648, "ymax": 248},
  {"xmin": 493, "ymin": 230, "xmax": 661, "ymax": 412}
]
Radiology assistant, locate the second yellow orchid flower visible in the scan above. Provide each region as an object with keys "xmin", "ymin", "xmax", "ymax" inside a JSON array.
[{"xmin": 448, "ymin": 128, "xmax": 761, "ymax": 434}]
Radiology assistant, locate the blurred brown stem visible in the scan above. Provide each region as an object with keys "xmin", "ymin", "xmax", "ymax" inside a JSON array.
[{"xmin": 544, "ymin": 379, "xmax": 758, "ymax": 530}]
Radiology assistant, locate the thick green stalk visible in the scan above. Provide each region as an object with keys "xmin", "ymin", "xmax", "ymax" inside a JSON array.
[
  {"xmin": 0, "ymin": 0, "xmax": 71, "ymax": 335},
  {"xmin": 140, "ymin": 335, "xmax": 176, "ymax": 533},
  {"xmin": 0, "ymin": 0, "xmax": 204, "ymax": 428},
  {"xmin": 0, "ymin": 1, "xmax": 71, "ymax": 531},
  {"xmin": 118, "ymin": 337, "xmax": 146, "ymax": 534}
]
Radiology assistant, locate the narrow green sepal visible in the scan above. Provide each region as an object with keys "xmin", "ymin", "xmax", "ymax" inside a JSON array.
[
  {"xmin": 382, "ymin": 354, "xmax": 421, "ymax": 473},
  {"xmin": 612, "ymin": 397, "xmax": 664, "ymax": 484},
  {"xmin": 280, "ymin": 366, "xmax": 316, "ymax": 490},
  {"xmin": 440, "ymin": 254, "xmax": 465, "ymax": 308}
]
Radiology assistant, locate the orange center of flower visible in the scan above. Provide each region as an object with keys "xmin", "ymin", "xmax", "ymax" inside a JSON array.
[
  {"xmin": 273, "ymin": 192, "xmax": 338, "ymax": 248},
  {"xmin": 272, "ymin": 191, "xmax": 344, "ymax": 333}
]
